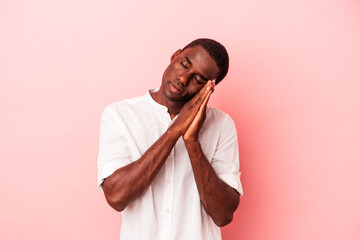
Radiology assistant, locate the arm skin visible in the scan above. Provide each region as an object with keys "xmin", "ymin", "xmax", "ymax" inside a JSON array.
[
  {"xmin": 101, "ymin": 81, "xmax": 213, "ymax": 212},
  {"xmin": 184, "ymin": 140, "xmax": 240, "ymax": 227},
  {"xmin": 102, "ymin": 126, "xmax": 181, "ymax": 211},
  {"xmin": 183, "ymin": 83, "xmax": 240, "ymax": 227}
]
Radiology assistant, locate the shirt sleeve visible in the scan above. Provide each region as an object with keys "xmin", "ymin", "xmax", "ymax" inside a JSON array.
[
  {"xmin": 97, "ymin": 106, "xmax": 133, "ymax": 191},
  {"xmin": 211, "ymin": 115, "xmax": 243, "ymax": 196}
]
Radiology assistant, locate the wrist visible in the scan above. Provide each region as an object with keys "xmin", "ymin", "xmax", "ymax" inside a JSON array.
[
  {"xmin": 167, "ymin": 124, "xmax": 183, "ymax": 139},
  {"xmin": 183, "ymin": 138, "xmax": 200, "ymax": 146}
]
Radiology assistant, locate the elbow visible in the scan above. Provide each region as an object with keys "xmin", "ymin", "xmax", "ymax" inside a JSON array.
[
  {"xmin": 105, "ymin": 192, "xmax": 127, "ymax": 212},
  {"xmin": 213, "ymin": 213, "xmax": 234, "ymax": 227},
  {"xmin": 102, "ymin": 179, "xmax": 127, "ymax": 212},
  {"xmin": 213, "ymin": 194, "xmax": 240, "ymax": 227},
  {"xmin": 106, "ymin": 194, "xmax": 123, "ymax": 212},
  {"xmin": 109, "ymin": 199, "xmax": 126, "ymax": 212}
]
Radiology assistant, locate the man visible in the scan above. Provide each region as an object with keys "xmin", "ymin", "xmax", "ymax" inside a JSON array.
[{"xmin": 97, "ymin": 38, "xmax": 243, "ymax": 240}]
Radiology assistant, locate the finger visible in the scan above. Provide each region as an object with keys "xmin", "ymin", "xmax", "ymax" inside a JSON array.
[
  {"xmin": 198, "ymin": 88, "xmax": 212, "ymax": 113},
  {"xmin": 198, "ymin": 84, "xmax": 212, "ymax": 104},
  {"xmin": 210, "ymin": 79, "xmax": 216, "ymax": 92},
  {"xmin": 192, "ymin": 81, "xmax": 212, "ymax": 104},
  {"xmin": 197, "ymin": 80, "xmax": 212, "ymax": 96},
  {"xmin": 191, "ymin": 90, "xmax": 211, "ymax": 125}
]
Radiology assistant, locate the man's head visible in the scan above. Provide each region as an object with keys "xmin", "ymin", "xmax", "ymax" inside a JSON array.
[
  {"xmin": 159, "ymin": 38, "xmax": 229, "ymax": 104},
  {"xmin": 182, "ymin": 38, "xmax": 229, "ymax": 84}
]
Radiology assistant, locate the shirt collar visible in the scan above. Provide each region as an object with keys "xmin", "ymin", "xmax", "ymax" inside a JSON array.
[{"xmin": 146, "ymin": 88, "xmax": 169, "ymax": 112}]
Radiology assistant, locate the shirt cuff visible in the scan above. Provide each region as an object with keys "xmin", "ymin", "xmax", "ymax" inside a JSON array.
[
  {"xmin": 217, "ymin": 172, "xmax": 243, "ymax": 196},
  {"xmin": 97, "ymin": 161, "xmax": 128, "ymax": 191}
]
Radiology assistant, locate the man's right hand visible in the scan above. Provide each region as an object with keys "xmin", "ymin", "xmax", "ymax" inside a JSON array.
[{"xmin": 172, "ymin": 80, "xmax": 215, "ymax": 135}]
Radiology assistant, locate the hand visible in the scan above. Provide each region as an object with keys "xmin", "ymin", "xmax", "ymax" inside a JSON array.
[
  {"xmin": 183, "ymin": 80, "xmax": 215, "ymax": 141},
  {"xmin": 172, "ymin": 80, "xmax": 215, "ymax": 135}
]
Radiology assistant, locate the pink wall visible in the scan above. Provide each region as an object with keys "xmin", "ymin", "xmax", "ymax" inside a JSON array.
[{"xmin": 1, "ymin": 0, "xmax": 359, "ymax": 239}]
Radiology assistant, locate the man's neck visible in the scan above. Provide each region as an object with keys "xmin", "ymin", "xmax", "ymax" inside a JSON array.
[{"xmin": 150, "ymin": 90, "xmax": 185, "ymax": 120}]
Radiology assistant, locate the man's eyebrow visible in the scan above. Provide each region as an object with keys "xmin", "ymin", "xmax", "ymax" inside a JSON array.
[{"xmin": 186, "ymin": 56, "xmax": 209, "ymax": 81}]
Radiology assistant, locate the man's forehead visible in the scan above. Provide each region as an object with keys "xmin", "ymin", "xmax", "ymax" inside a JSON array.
[{"xmin": 180, "ymin": 46, "xmax": 213, "ymax": 67}]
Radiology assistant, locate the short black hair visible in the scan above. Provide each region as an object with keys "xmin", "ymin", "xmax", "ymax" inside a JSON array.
[{"xmin": 182, "ymin": 38, "xmax": 229, "ymax": 84}]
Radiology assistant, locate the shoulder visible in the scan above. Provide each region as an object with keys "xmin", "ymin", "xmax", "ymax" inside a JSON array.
[{"xmin": 206, "ymin": 106, "xmax": 236, "ymax": 126}]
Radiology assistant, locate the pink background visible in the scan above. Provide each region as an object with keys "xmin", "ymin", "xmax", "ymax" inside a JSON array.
[{"xmin": 1, "ymin": 0, "xmax": 359, "ymax": 239}]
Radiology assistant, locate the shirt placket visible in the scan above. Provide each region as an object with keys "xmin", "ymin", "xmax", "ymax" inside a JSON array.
[{"xmin": 161, "ymin": 117, "xmax": 175, "ymax": 240}]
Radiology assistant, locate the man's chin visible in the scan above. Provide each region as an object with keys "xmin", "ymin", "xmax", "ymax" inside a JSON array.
[{"xmin": 164, "ymin": 92, "xmax": 189, "ymax": 103}]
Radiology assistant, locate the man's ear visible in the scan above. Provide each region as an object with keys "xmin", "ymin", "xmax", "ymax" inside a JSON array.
[{"xmin": 170, "ymin": 49, "xmax": 182, "ymax": 62}]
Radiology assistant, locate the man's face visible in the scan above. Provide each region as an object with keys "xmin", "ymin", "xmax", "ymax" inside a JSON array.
[{"xmin": 160, "ymin": 46, "xmax": 220, "ymax": 103}]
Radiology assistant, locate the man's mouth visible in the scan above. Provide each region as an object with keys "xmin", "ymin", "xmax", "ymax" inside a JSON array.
[{"xmin": 169, "ymin": 82, "xmax": 183, "ymax": 94}]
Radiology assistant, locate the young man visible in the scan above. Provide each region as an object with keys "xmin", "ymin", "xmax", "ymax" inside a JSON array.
[{"xmin": 97, "ymin": 38, "xmax": 243, "ymax": 240}]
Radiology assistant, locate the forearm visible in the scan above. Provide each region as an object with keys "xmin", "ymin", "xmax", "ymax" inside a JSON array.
[
  {"xmin": 103, "ymin": 126, "xmax": 182, "ymax": 211},
  {"xmin": 185, "ymin": 140, "xmax": 240, "ymax": 227}
]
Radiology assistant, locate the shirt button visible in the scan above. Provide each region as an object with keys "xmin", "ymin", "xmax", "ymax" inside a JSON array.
[
  {"xmin": 166, "ymin": 180, "xmax": 171, "ymax": 184},
  {"xmin": 165, "ymin": 209, "xmax": 170, "ymax": 213}
]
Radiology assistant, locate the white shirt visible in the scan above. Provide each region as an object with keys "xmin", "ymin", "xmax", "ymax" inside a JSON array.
[{"xmin": 97, "ymin": 89, "xmax": 243, "ymax": 240}]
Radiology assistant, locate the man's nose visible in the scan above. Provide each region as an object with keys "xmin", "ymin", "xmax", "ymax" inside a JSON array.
[{"xmin": 178, "ymin": 72, "xmax": 190, "ymax": 86}]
